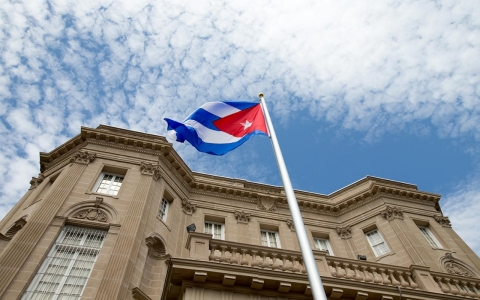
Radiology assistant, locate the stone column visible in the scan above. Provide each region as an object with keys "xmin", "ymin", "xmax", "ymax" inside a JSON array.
[
  {"xmin": 0, "ymin": 150, "xmax": 96, "ymax": 295},
  {"xmin": 336, "ymin": 226, "xmax": 357, "ymax": 259},
  {"xmin": 96, "ymin": 162, "xmax": 161, "ymax": 300},
  {"xmin": 380, "ymin": 206, "xmax": 425, "ymax": 266}
]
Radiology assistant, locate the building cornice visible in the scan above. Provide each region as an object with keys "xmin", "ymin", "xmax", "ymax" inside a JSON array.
[{"xmin": 37, "ymin": 125, "xmax": 443, "ymax": 219}]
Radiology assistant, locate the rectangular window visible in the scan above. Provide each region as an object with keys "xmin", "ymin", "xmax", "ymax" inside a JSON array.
[
  {"xmin": 260, "ymin": 230, "xmax": 280, "ymax": 248},
  {"xmin": 23, "ymin": 226, "xmax": 107, "ymax": 300},
  {"xmin": 365, "ymin": 229, "xmax": 390, "ymax": 257},
  {"xmin": 314, "ymin": 238, "xmax": 334, "ymax": 255},
  {"xmin": 94, "ymin": 173, "xmax": 124, "ymax": 196},
  {"xmin": 204, "ymin": 222, "xmax": 225, "ymax": 240},
  {"xmin": 418, "ymin": 226, "xmax": 442, "ymax": 248},
  {"xmin": 158, "ymin": 198, "xmax": 169, "ymax": 222}
]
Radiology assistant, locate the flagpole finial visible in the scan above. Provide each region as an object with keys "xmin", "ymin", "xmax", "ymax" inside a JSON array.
[{"xmin": 258, "ymin": 93, "xmax": 264, "ymax": 98}]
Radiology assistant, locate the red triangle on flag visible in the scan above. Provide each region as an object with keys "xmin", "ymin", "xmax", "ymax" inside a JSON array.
[{"xmin": 212, "ymin": 104, "xmax": 268, "ymax": 138}]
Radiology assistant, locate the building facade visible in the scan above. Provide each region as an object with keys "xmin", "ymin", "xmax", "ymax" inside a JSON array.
[{"xmin": 0, "ymin": 125, "xmax": 479, "ymax": 300}]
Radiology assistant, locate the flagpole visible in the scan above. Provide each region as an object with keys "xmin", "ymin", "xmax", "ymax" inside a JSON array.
[{"xmin": 259, "ymin": 93, "xmax": 328, "ymax": 300}]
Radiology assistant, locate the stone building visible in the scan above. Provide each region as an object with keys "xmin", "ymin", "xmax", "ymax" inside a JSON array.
[{"xmin": 0, "ymin": 125, "xmax": 479, "ymax": 300}]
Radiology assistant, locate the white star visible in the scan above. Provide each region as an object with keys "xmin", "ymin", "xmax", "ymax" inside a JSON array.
[{"xmin": 240, "ymin": 120, "xmax": 252, "ymax": 130}]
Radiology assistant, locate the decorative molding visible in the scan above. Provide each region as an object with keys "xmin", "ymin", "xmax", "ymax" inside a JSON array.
[
  {"xmin": 181, "ymin": 198, "xmax": 196, "ymax": 215},
  {"xmin": 257, "ymin": 195, "xmax": 277, "ymax": 212},
  {"xmin": 286, "ymin": 219, "xmax": 295, "ymax": 231},
  {"xmin": 140, "ymin": 162, "xmax": 156, "ymax": 176},
  {"xmin": 336, "ymin": 226, "xmax": 352, "ymax": 239},
  {"xmin": 132, "ymin": 287, "xmax": 153, "ymax": 300},
  {"xmin": 145, "ymin": 235, "xmax": 169, "ymax": 260},
  {"xmin": 73, "ymin": 197, "xmax": 108, "ymax": 222},
  {"xmin": 434, "ymin": 214, "xmax": 452, "ymax": 227},
  {"xmin": 0, "ymin": 216, "xmax": 27, "ymax": 240},
  {"xmin": 234, "ymin": 210, "xmax": 251, "ymax": 224},
  {"xmin": 29, "ymin": 174, "xmax": 45, "ymax": 190},
  {"xmin": 380, "ymin": 205, "xmax": 404, "ymax": 221},
  {"xmin": 70, "ymin": 150, "xmax": 96, "ymax": 164},
  {"xmin": 442, "ymin": 253, "xmax": 475, "ymax": 277}
]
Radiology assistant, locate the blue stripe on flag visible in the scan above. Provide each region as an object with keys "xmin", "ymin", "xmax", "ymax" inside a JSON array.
[
  {"xmin": 223, "ymin": 101, "xmax": 258, "ymax": 110},
  {"xmin": 184, "ymin": 108, "xmax": 221, "ymax": 131}
]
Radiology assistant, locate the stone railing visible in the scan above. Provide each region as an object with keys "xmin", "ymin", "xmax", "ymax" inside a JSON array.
[
  {"xmin": 431, "ymin": 271, "xmax": 480, "ymax": 298},
  {"xmin": 185, "ymin": 232, "xmax": 480, "ymax": 297},
  {"xmin": 325, "ymin": 256, "xmax": 418, "ymax": 289},
  {"xmin": 208, "ymin": 239, "xmax": 307, "ymax": 273}
]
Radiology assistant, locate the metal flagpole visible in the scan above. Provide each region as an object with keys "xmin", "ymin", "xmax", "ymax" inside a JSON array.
[{"xmin": 259, "ymin": 93, "xmax": 328, "ymax": 300}]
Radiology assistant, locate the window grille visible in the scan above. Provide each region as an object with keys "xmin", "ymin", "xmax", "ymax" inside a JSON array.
[
  {"xmin": 366, "ymin": 229, "xmax": 390, "ymax": 256},
  {"xmin": 260, "ymin": 230, "xmax": 280, "ymax": 248},
  {"xmin": 204, "ymin": 222, "xmax": 224, "ymax": 240},
  {"xmin": 95, "ymin": 173, "xmax": 124, "ymax": 196},
  {"xmin": 419, "ymin": 226, "xmax": 442, "ymax": 248},
  {"xmin": 314, "ymin": 238, "xmax": 333, "ymax": 255},
  {"xmin": 23, "ymin": 226, "xmax": 107, "ymax": 300},
  {"xmin": 158, "ymin": 198, "xmax": 169, "ymax": 221}
]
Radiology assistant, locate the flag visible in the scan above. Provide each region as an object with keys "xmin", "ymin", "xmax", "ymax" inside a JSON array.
[{"xmin": 164, "ymin": 101, "xmax": 268, "ymax": 155}]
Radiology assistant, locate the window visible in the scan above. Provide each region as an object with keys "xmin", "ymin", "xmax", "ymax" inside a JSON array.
[
  {"xmin": 158, "ymin": 198, "xmax": 170, "ymax": 222},
  {"xmin": 23, "ymin": 226, "xmax": 107, "ymax": 300},
  {"xmin": 204, "ymin": 222, "xmax": 225, "ymax": 240},
  {"xmin": 365, "ymin": 229, "xmax": 390, "ymax": 257},
  {"xmin": 260, "ymin": 230, "xmax": 280, "ymax": 248},
  {"xmin": 418, "ymin": 226, "xmax": 442, "ymax": 248},
  {"xmin": 94, "ymin": 173, "xmax": 124, "ymax": 196},
  {"xmin": 314, "ymin": 238, "xmax": 334, "ymax": 255}
]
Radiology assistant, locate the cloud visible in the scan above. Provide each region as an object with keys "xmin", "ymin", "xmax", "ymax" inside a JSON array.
[
  {"xmin": 0, "ymin": 0, "xmax": 479, "ymax": 261},
  {"xmin": 442, "ymin": 175, "xmax": 480, "ymax": 256}
]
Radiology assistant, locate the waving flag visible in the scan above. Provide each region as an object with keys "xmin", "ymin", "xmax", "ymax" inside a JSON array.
[{"xmin": 164, "ymin": 101, "xmax": 268, "ymax": 155}]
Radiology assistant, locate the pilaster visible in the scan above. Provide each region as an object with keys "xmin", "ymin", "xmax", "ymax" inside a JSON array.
[
  {"xmin": 96, "ymin": 162, "xmax": 160, "ymax": 300},
  {"xmin": 380, "ymin": 206, "xmax": 425, "ymax": 266},
  {"xmin": 0, "ymin": 150, "xmax": 95, "ymax": 295},
  {"xmin": 336, "ymin": 226, "xmax": 357, "ymax": 259}
]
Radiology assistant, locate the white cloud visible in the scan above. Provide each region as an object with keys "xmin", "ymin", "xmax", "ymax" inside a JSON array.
[
  {"xmin": 0, "ymin": 0, "xmax": 479, "ymax": 258},
  {"xmin": 442, "ymin": 175, "xmax": 480, "ymax": 256}
]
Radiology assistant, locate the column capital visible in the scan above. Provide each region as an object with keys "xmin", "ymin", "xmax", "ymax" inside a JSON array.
[
  {"xmin": 380, "ymin": 205, "xmax": 404, "ymax": 221},
  {"xmin": 336, "ymin": 226, "xmax": 352, "ymax": 239},
  {"xmin": 140, "ymin": 162, "xmax": 162, "ymax": 181},
  {"xmin": 70, "ymin": 150, "xmax": 96, "ymax": 165}
]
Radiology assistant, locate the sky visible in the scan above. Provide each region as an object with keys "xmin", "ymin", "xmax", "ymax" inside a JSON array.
[{"xmin": 0, "ymin": 0, "xmax": 479, "ymax": 255}]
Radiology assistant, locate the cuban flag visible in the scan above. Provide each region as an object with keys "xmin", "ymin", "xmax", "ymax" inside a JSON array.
[{"xmin": 164, "ymin": 101, "xmax": 269, "ymax": 156}]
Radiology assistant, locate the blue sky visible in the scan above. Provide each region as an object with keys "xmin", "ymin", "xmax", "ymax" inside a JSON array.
[{"xmin": 0, "ymin": 0, "xmax": 479, "ymax": 255}]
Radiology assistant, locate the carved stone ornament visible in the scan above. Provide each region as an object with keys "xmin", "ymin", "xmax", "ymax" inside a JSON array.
[
  {"xmin": 286, "ymin": 219, "xmax": 295, "ymax": 231},
  {"xmin": 29, "ymin": 173, "xmax": 45, "ymax": 190},
  {"xmin": 181, "ymin": 198, "xmax": 196, "ymax": 215},
  {"xmin": 73, "ymin": 197, "xmax": 108, "ymax": 222},
  {"xmin": 434, "ymin": 213, "xmax": 452, "ymax": 227},
  {"xmin": 145, "ymin": 236, "xmax": 169, "ymax": 260},
  {"xmin": 380, "ymin": 205, "xmax": 404, "ymax": 221},
  {"xmin": 234, "ymin": 210, "xmax": 251, "ymax": 224},
  {"xmin": 257, "ymin": 195, "xmax": 277, "ymax": 212},
  {"xmin": 70, "ymin": 150, "xmax": 96, "ymax": 164},
  {"xmin": 336, "ymin": 226, "xmax": 352, "ymax": 239},
  {"xmin": 442, "ymin": 252, "xmax": 474, "ymax": 277}
]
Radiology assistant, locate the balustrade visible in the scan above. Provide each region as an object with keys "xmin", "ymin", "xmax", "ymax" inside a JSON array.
[
  {"xmin": 325, "ymin": 257, "xmax": 419, "ymax": 289},
  {"xmin": 209, "ymin": 240, "xmax": 305, "ymax": 273},
  {"xmin": 432, "ymin": 272, "xmax": 480, "ymax": 298},
  {"xmin": 205, "ymin": 238, "xmax": 480, "ymax": 298}
]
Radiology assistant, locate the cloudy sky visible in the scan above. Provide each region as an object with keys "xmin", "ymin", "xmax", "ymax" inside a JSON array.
[{"xmin": 1, "ymin": 0, "xmax": 479, "ymax": 254}]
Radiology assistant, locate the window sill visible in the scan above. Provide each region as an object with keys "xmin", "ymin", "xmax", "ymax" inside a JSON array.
[
  {"xmin": 86, "ymin": 192, "xmax": 119, "ymax": 199},
  {"xmin": 157, "ymin": 216, "xmax": 171, "ymax": 231},
  {"xmin": 374, "ymin": 251, "xmax": 396, "ymax": 262}
]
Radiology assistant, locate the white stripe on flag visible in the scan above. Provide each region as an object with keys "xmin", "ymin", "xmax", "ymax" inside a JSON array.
[
  {"xmin": 184, "ymin": 120, "xmax": 242, "ymax": 144},
  {"xmin": 200, "ymin": 102, "xmax": 240, "ymax": 118}
]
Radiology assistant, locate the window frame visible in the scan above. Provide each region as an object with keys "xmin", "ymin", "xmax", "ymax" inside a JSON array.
[
  {"xmin": 158, "ymin": 198, "xmax": 170, "ymax": 222},
  {"xmin": 418, "ymin": 226, "xmax": 442, "ymax": 248},
  {"xmin": 365, "ymin": 229, "xmax": 390, "ymax": 257},
  {"xmin": 260, "ymin": 229, "xmax": 281, "ymax": 248},
  {"xmin": 23, "ymin": 226, "xmax": 107, "ymax": 300},
  {"xmin": 93, "ymin": 172, "xmax": 124, "ymax": 196},
  {"xmin": 314, "ymin": 238, "xmax": 334, "ymax": 255},
  {"xmin": 204, "ymin": 221, "xmax": 225, "ymax": 240}
]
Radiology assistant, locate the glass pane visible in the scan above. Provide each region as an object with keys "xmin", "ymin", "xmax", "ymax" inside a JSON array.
[
  {"xmin": 268, "ymin": 232, "xmax": 277, "ymax": 248},
  {"xmin": 261, "ymin": 231, "xmax": 268, "ymax": 246},
  {"xmin": 204, "ymin": 223, "xmax": 212, "ymax": 234},
  {"xmin": 213, "ymin": 224, "xmax": 222, "ymax": 239}
]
